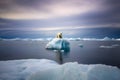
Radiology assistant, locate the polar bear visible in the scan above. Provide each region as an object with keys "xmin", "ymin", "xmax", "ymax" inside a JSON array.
[
  {"xmin": 46, "ymin": 32, "xmax": 70, "ymax": 53},
  {"xmin": 56, "ymin": 32, "xmax": 62, "ymax": 38}
]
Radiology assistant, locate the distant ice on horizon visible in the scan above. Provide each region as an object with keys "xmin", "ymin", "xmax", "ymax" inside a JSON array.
[
  {"xmin": 0, "ymin": 59, "xmax": 120, "ymax": 80},
  {"xmin": 0, "ymin": 37, "xmax": 120, "ymax": 41}
]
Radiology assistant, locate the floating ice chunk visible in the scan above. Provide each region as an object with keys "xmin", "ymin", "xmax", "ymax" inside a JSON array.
[
  {"xmin": 116, "ymin": 38, "xmax": 120, "ymax": 41},
  {"xmin": 46, "ymin": 38, "xmax": 70, "ymax": 52},
  {"xmin": 100, "ymin": 44, "xmax": 120, "ymax": 48},
  {"xmin": 102, "ymin": 37, "xmax": 112, "ymax": 41},
  {"xmin": 78, "ymin": 44, "xmax": 84, "ymax": 48},
  {"xmin": 100, "ymin": 45, "xmax": 114, "ymax": 48}
]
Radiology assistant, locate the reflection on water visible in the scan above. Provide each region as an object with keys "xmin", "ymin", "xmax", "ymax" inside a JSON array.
[
  {"xmin": 55, "ymin": 51, "xmax": 63, "ymax": 64},
  {"xmin": 55, "ymin": 47, "xmax": 70, "ymax": 64}
]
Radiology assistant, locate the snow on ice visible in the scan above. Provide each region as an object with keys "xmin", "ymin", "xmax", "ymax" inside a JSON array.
[{"xmin": 0, "ymin": 59, "xmax": 120, "ymax": 80}]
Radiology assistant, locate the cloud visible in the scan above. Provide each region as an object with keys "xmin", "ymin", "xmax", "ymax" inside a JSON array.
[
  {"xmin": 0, "ymin": 0, "xmax": 107, "ymax": 19},
  {"xmin": 0, "ymin": 26, "xmax": 91, "ymax": 31},
  {"xmin": 0, "ymin": 0, "xmax": 120, "ymax": 30},
  {"xmin": 0, "ymin": 24, "xmax": 118, "ymax": 31}
]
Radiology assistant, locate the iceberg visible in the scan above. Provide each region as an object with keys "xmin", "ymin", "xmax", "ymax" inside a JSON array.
[
  {"xmin": 45, "ymin": 38, "xmax": 70, "ymax": 52},
  {"xmin": 78, "ymin": 44, "xmax": 84, "ymax": 48}
]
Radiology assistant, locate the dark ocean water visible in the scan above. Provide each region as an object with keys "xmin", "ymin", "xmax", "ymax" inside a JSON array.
[
  {"xmin": 1, "ymin": 27, "xmax": 120, "ymax": 39},
  {"xmin": 0, "ymin": 40, "xmax": 120, "ymax": 68}
]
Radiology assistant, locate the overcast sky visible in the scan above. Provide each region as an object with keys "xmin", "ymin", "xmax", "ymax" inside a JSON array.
[{"xmin": 0, "ymin": 0, "xmax": 120, "ymax": 31}]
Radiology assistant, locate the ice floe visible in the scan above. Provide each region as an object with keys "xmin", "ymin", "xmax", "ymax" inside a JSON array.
[
  {"xmin": 0, "ymin": 59, "xmax": 120, "ymax": 80},
  {"xmin": 100, "ymin": 44, "xmax": 120, "ymax": 48}
]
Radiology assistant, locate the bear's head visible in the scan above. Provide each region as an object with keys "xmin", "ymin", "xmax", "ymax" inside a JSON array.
[{"xmin": 56, "ymin": 32, "xmax": 62, "ymax": 38}]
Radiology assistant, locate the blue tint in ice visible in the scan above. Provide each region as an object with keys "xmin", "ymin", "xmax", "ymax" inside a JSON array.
[
  {"xmin": 46, "ymin": 38, "xmax": 70, "ymax": 52},
  {"xmin": 0, "ymin": 59, "xmax": 58, "ymax": 80},
  {"xmin": 29, "ymin": 62, "xmax": 120, "ymax": 80},
  {"xmin": 0, "ymin": 59, "xmax": 120, "ymax": 80}
]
